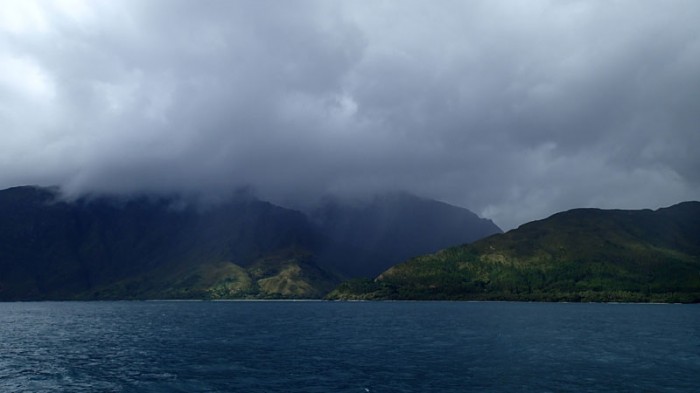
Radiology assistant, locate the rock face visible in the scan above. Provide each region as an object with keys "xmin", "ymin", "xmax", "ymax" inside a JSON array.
[
  {"xmin": 310, "ymin": 192, "xmax": 502, "ymax": 278},
  {"xmin": 327, "ymin": 202, "xmax": 700, "ymax": 303},
  {"xmin": 0, "ymin": 186, "xmax": 499, "ymax": 300}
]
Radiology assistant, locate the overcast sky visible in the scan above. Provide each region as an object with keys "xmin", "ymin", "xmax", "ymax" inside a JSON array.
[{"xmin": 1, "ymin": 0, "xmax": 699, "ymax": 229}]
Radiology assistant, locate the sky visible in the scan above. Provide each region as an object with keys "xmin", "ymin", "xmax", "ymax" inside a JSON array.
[{"xmin": 1, "ymin": 0, "xmax": 699, "ymax": 230}]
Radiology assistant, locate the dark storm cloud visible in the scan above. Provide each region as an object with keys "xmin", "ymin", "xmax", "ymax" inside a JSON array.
[{"xmin": 1, "ymin": 0, "xmax": 699, "ymax": 229}]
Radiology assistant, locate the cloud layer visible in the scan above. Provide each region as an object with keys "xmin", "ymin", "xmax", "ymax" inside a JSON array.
[{"xmin": 2, "ymin": 0, "xmax": 699, "ymax": 229}]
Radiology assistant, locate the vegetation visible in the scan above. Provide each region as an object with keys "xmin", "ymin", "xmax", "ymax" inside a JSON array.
[
  {"xmin": 85, "ymin": 250, "xmax": 338, "ymax": 300},
  {"xmin": 327, "ymin": 202, "xmax": 700, "ymax": 303}
]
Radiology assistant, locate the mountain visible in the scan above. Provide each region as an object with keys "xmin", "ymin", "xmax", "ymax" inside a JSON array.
[
  {"xmin": 310, "ymin": 192, "xmax": 502, "ymax": 278},
  {"xmin": 0, "ymin": 186, "xmax": 497, "ymax": 300},
  {"xmin": 327, "ymin": 202, "xmax": 700, "ymax": 303},
  {"xmin": 0, "ymin": 186, "xmax": 336, "ymax": 300}
]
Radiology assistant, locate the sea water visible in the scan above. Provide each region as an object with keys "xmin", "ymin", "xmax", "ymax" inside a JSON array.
[{"xmin": 0, "ymin": 301, "xmax": 698, "ymax": 392}]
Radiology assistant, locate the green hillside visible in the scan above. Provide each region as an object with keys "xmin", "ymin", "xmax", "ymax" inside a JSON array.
[
  {"xmin": 85, "ymin": 249, "xmax": 338, "ymax": 300},
  {"xmin": 327, "ymin": 202, "xmax": 700, "ymax": 303}
]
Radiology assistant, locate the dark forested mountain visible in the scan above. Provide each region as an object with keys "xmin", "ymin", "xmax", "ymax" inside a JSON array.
[
  {"xmin": 311, "ymin": 192, "xmax": 502, "ymax": 278},
  {"xmin": 0, "ymin": 186, "xmax": 333, "ymax": 300},
  {"xmin": 0, "ymin": 186, "xmax": 499, "ymax": 300},
  {"xmin": 328, "ymin": 202, "xmax": 700, "ymax": 303}
]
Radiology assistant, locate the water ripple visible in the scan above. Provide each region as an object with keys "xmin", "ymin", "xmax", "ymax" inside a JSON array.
[{"xmin": 0, "ymin": 301, "xmax": 698, "ymax": 392}]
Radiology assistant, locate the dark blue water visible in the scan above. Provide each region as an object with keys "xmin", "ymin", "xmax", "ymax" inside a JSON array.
[{"xmin": 0, "ymin": 301, "xmax": 698, "ymax": 392}]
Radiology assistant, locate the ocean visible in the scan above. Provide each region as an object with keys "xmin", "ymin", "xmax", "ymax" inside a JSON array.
[{"xmin": 0, "ymin": 300, "xmax": 698, "ymax": 392}]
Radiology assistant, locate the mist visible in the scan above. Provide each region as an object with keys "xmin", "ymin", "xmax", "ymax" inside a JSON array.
[{"xmin": 2, "ymin": 0, "xmax": 699, "ymax": 229}]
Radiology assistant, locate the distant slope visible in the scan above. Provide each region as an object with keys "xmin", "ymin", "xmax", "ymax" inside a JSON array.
[
  {"xmin": 327, "ymin": 202, "xmax": 700, "ymax": 303},
  {"xmin": 0, "ymin": 186, "xmax": 336, "ymax": 300},
  {"xmin": 311, "ymin": 192, "xmax": 502, "ymax": 278}
]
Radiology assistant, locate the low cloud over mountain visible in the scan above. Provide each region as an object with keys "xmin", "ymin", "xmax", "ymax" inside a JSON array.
[{"xmin": 2, "ymin": 1, "xmax": 699, "ymax": 229}]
